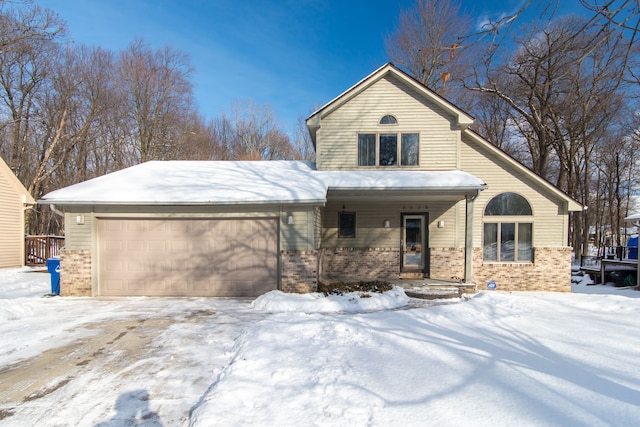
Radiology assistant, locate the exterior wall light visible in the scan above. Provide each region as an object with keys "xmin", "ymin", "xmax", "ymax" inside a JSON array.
[
  {"xmin": 383, "ymin": 220, "xmax": 391, "ymax": 228},
  {"xmin": 437, "ymin": 220, "xmax": 445, "ymax": 228},
  {"xmin": 287, "ymin": 215, "xmax": 294, "ymax": 225},
  {"xmin": 76, "ymin": 215, "xmax": 85, "ymax": 225}
]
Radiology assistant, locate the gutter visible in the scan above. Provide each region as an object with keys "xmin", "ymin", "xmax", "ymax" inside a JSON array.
[
  {"xmin": 38, "ymin": 199, "xmax": 329, "ymax": 207},
  {"xmin": 327, "ymin": 185, "xmax": 487, "ymax": 192}
]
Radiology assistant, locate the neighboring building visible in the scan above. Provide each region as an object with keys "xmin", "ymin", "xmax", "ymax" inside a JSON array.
[
  {"xmin": 39, "ymin": 63, "xmax": 581, "ymax": 296},
  {"xmin": 0, "ymin": 156, "xmax": 35, "ymax": 268}
]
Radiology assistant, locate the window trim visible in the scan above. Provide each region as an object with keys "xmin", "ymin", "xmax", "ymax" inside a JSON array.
[
  {"xmin": 485, "ymin": 192, "xmax": 533, "ymax": 216},
  {"xmin": 379, "ymin": 114, "xmax": 398, "ymax": 125},
  {"xmin": 483, "ymin": 221, "xmax": 533, "ymax": 263},
  {"xmin": 482, "ymin": 192, "xmax": 534, "ymax": 263},
  {"xmin": 356, "ymin": 132, "xmax": 420, "ymax": 167}
]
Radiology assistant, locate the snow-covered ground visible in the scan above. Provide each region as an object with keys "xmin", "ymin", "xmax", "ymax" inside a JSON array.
[{"xmin": 1, "ymin": 268, "xmax": 640, "ymax": 426}]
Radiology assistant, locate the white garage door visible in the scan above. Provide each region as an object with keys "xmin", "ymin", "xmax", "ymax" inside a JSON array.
[{"xmin": 97, "ymin": 218, "xmax": 278, "ymax": 297}]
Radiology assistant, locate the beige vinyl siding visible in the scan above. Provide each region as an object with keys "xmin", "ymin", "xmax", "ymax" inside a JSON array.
[
  {"xmin": 316, "ymin": 74, "xmax": 459, "ymax": 171},
  {"xmin": 429, "ymin": 201, "xmax": 463, "ymax": 248},
  {"xmin": 281, "ymin": 206, "xmax": 318, "ymax": 251},
  {"xmin": 64, "ymin": 213, "xmax": 93, "ymax": 250},
  {"xmin": 0, "ymin": 172, "xmax": 23, "ymax": 267},
  {"xmin": 322, "ymin": 201, "xmax": 399, "ymax": 247},
  {"xmin": 461, "ymin": 133, "xmax": 568, "ymax": 248},
  {"xmin": 321, "ymin": 199, "xmax": 460, "ymax": 249}
]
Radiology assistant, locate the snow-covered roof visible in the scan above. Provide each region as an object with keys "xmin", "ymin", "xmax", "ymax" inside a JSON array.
[
  {"xmin": 318, "ymin": 169, "xmax": 485, "ymax": 191},
  {"xmin": 625, "ymin": 213, "xmax": 640, "ymax": 222},
  {"xmin": 39, "ymin": 160, "xmax": 486, "ymax": 205},
  {"xmin": 40, "ymin": 161, "xmax": 327, "ymax": 205}
]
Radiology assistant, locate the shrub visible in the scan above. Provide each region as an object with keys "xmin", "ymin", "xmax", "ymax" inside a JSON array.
[{"xmin": 317, "ymin": 280, "xmax": 392, "ymax": 296}]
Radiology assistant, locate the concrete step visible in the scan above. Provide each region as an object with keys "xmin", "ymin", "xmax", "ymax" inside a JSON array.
[
  {"xmin": 404, "ymin": 287, "xmax": 461, "ymax": 300},
  {"xmin": 399, "ymin": 272, "xmax": 424, "ymax": 280}
]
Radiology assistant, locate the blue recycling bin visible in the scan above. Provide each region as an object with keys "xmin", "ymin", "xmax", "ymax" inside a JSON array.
[
  {"xmin": 628, "ymin": 236, "xmax": 638, "ymax": 260},
  {"xmin": 46, "ymin": 258, "xmax": 61, "ymax": 295}
]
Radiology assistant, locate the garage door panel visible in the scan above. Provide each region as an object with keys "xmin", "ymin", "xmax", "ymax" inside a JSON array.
[
  {"xmin": 126, "ymin": 221, "xmax": 146, "ymax": 232},
  {"xmin": 192, "ymin": 280, "xmax": 210, "ymax": 292},
  {"xmin": 169, "ymin": 281, "xmax": 188, "ymax": 293},
  {"xmin": 98, "ymin": 218, "xmax": 278, "ymax": 297}
]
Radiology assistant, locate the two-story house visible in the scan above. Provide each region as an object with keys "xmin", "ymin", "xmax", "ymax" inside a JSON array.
[{"xmin": 40, "ymin": 63, "xmax": 581, "ymax": 297}]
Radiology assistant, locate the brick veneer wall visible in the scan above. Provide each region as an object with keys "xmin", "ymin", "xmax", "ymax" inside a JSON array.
[
  {"xmin": 330, "ymin": 246, "xmax": 572, "ymax": 292},
  {"xmin": 321, "ymin": 247, "xmax": 400, "ymax": 281},
  {"xmin": 59, "ymin": 249, "xmax": 92, "ymax": 296},
  {"xmin": 474, "ymin": 247, "xmax": 572, "ymax": 292},
  {"xmin": 281, "ymin": 250, "xmax": 318, "ymax": 293},
  {"xmin": 430, "ymin": 248, "xmax": 465, "ymax": 281}
]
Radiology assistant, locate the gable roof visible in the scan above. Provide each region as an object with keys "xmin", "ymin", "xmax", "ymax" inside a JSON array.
[
  {"xmin": 0, "ymin": 156, "xmax": 35, "ymax": 204},
  {"xmin": 39, "ymin": 160, "xmax": 486, "ymax": 206},
  {"xmin": 306, "ymin": 62, "xmax": 475, "ymax": 145},
  {"xmin": 462, "ymin": 129, "xmax": 582, "ymax": 211}
]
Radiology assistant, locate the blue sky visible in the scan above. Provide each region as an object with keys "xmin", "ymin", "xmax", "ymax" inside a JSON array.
[{"xmin": 36, "ymin": 0, "xmax": 580, "ymax": 135}]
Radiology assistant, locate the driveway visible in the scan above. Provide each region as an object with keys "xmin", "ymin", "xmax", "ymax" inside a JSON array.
[{"xmin": 0, "ymin": 281, "xmax": 268, "ymax": 426}]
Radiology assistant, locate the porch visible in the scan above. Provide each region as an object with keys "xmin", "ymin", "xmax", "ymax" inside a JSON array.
[
  {"xmin": 25, "ymin": 235, "xmax": 65, "ymax": 266},
  {"xmin": 578, "ymin": 253, "xmax": 637, "ymax": 286}
]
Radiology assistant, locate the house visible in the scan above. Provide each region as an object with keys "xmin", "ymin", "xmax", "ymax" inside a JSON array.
[
  {"xmin": 39, "ymin": 63, "xmax": 581, "ymax": 296},
  {"xmin": 0, "ymin": 156, "xmax": 35, "ymax": 268}
]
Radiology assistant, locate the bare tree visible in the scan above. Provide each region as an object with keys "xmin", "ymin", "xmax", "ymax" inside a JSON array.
[
  {"xmin": 385, "ymin": 0, "xmax": 476, "ymax": 106},
  {"xmin": 0, "ymin": 1, "xmax": 65, "ymax": 53},
  {"xmin": 227, "ymin": 100, "xmax": 296, "ymax": 160},
  {"xmin": 117, "ymin": 39, "xmax": 195, "ymax": 162},
  {"xmin": 292, "ymin": 115, "xmax": 315, "ymax": 161},
  {"xmin": 0, "ymin": 2, "xmax": 65, "ymax": 181}
]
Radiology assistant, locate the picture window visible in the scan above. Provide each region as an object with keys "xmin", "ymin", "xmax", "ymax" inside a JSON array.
[{"xmin": 483, "ymin": 193, "xmax": 533, "ymax": 262}]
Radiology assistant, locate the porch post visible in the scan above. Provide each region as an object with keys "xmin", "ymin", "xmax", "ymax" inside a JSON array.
[{"xmin": 464, "ymin": 192, "xmax": 478, "ymax": 284}]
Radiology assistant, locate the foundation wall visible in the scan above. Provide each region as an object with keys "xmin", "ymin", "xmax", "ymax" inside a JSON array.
[
  {"xmin": 321, "ymin": 247, "xmax": 401, "ymax": 281},
  {"xmin": 59, "ymin": 249, "xmax": 92, "ymax": 297},
  {"xmin": 281, "ymin": 250, "xmax": 318, "ymax": 293}
]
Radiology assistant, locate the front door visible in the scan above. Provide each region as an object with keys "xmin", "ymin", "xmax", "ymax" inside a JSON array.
[{"xmin": 401, "ymin": 213, "xmax": 429, "ymax": 275}]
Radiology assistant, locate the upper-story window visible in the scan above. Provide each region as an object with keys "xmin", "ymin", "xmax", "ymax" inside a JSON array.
[
  {"xmin": 358, "ymin": 133, "xmax": 419, "ymax": 166},
  {"xmin": 483, "ymin": 192, "xmax": 533, "ymax": 263},
  {"xmin": 379, "ymin": 115, "xmax": 398, "ymax": 125}
]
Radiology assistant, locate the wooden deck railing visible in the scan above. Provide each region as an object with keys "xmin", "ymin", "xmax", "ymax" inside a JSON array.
[{"xmin": 25, "ymin": 236, "xmax": 65, "ymax": 266}]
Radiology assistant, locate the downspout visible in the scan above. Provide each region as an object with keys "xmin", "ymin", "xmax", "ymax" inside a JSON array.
[
  {"xmin": 21, "ymin": 195, "xmax": 35, "ymax": 267},
  {"xmin": 50, "ymin": 204, "xmax": 64, "ymax": 218}
]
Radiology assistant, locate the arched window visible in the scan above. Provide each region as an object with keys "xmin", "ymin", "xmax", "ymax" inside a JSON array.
[
  {"xmin": 485, "ymin": 192, "xmax": 532, "ymax": 216},
  {"xmin": 483, "ymin": 193, "xmax": 533, "ymax": 262},
  {"xmin": 379, "ymin": 115, "xmax": 397, "ymax": 125}
]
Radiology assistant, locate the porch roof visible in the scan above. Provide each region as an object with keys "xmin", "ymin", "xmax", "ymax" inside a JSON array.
[
  {"xmin": 39, "ymin": 160, "xmax": 486, "ymax": 206},
  {"xmin": 319, "ymin": 169, "xmax": 486, "ymax": 201},
  {"xmin": 317, "ymin": 169, "xmax": 485, "ymax": 191}
]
